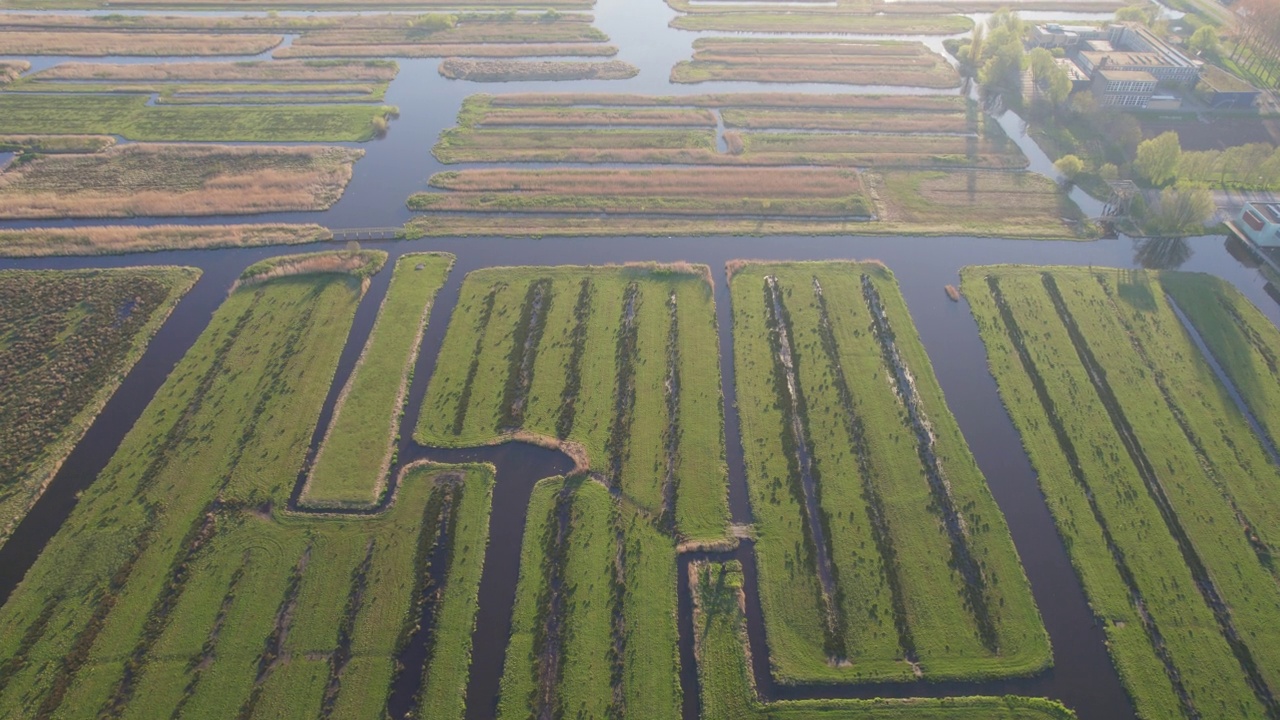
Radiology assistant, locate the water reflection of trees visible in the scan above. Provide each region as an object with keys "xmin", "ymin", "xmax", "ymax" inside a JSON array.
[{"xmin": 1133, "ymin": 237, "xmax": 1192, "ymax": 270}]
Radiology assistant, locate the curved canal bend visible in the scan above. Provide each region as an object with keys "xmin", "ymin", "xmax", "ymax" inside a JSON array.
[{"xmin": 2, "ymin": 234, "xmax": 1279, "ymax": 719}]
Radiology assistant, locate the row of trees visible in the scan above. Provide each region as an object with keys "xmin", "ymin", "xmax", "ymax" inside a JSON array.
[
  {"xmin": 1135, "ymin": 131, "xmax": 1280, "ymax": 189},
  {"xmin": 1229, "ymin": 0, "xmax": 1280, "ymax": 88}
]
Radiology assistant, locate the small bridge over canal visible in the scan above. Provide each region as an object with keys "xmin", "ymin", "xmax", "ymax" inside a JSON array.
[{"xmin": 331, "ymin": 226, "xmax": 403, "ymax": 241}]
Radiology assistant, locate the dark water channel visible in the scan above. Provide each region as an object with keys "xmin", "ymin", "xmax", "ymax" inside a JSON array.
[
  {"xmin": 2, "ymin": 0, "xmax": 1279, "ymax": 714},
  {"xmin": 2, "ymin": 233, "xmax": 1280, "ymax": 720}
]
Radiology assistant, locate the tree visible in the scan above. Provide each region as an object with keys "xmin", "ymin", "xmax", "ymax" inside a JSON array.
[
  {"xmin": 1055, "ymin": 154, "xmax": 1086, "ymax": 180},
  {"xmin": 1134, "ymin": 131, "xmax": 1182, "ymax": 186},
  {"xmin": 1189, "ymin": 26, "xmax": 1221, "ymax": 58},
  {"xmin": 1140, "ymin": 185, "xmax": 1215, "ymax": 236},
  {"xmin": 1115, "ymin": 4, "xmax": 1158, "ymax": 25}
]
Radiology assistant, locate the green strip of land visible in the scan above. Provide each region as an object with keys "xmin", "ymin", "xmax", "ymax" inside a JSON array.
[
  {"xmin": 0, "ymin": 94, "xmax": 396, "ymax": 142},
  {"xmin": 303, "ymin": 253, "xmax": 455, "ymax": 509},
  {"xmin": 416, "ymin": 264, "xmax": 729, "ymax": 545},
  {"xmin": 692, "ymin": 560, "xmax": 1075, "ymax": 720},
  {"xmin": 730, "ymin": 261, "xmax": 1048, "ymax": 683},
  {"xmin": 963, "ymin": 265, "xmax": 1280, "ymax": 719}
]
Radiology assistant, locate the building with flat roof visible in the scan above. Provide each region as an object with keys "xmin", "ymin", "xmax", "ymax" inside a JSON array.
[
  {"xmin": 1031, "ymin": 23, "xmax": 1107, "ymax": 49},
  {"xmin": 1106, "ymin": 23, "xmax": 1200, "ymax": 83},
  {"xmin": 1198, "ymin": 65, "xmax": 1261, "ymax": 109},
  {"xmin": 1092, "ymin": 68, "xmax": 1158, "ymax": 107},
  {"xmin": 1239, "ymin": 202, "xmax": 1280, "ymax": 248}
]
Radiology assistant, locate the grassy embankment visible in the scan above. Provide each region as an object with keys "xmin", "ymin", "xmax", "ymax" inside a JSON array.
[
  {"xmin": 498, "ymin": 476, "xmax": 680, "ymax": 720},
  {"xmin": 1163, "ymin": 272, "xmax": 1280, "ymax": 454},
  {"xmin": 0, "ymin": 224, "xmax": 332, "ymax": 258},
  {"xmin": 692, "ymin": 560, "xmax": 1077, "ymax": 720},
  {"xmin": 0, "ymin": 251, "xmax": 498, "ymax": 719},
  {"xmin": 417, "ymin": 264, "xmax": 729, "ymax": 545},
  {"xmin": 963, "ymin": 265, "xmax": 1280, "ymax": 719},
  {"xmin": 0, "ymin": 145, "xmax": 362, "ymax": 219},
  {"xmin": 0, "ymin": 95, "xmax": 397, "ymax": 142},
  {"xmin": 0, "ymin": 267, "xmax": 199, "ymax": 550},
  {"xmin": 438, "ymin": 58, "xmax": 638, "ymax": 81},
  {"xmin": 0, "ymin": 134, "xmax": 116, "ymax": 153},
  {"xmin": 671, "ymin": 38, "xmax": 960, "ymax": 88},
  {"xmin": 729, "ymin": 261, "xmax": 1048, "ymax": 683},
  {"xmin": 302, "ymin": 253, "xmax": 455, "ymax": 509},
  {"xmin": 407, "ymin": 94, "xmax": 1084, "ymax": 238}
]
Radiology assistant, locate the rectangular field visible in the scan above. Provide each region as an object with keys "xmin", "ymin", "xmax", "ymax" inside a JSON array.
[
  {"xmin": 416, "ymin": 264, "xmax": 730, "ymax": 545},
  {"xmin": 0, "ymin": 94, "xmax": 397, "ymax": 142},
  {"xmin": 672, "ymin": 38, "xmax": 960, "ymax": 88},
  {"xmin": 302, "ymin": 253, "xmax": 455, "ymax": 509},
  {"xmin": 0, "ymin": 144, "xmax": 362, "ymax": 219},
  {"xmin": 0, "ymin": 267, "xmax": 199, "ymax": 549},
  {"xmin": 962, "ymin": 265, "xmax": 1280, "ymax": 719},
  {"xmin": 497, "ymin": 476, "xmax": 680, "ymax": 719},
  {"xmin": 0, "ymin": 224, "xmax": 331, "ymax": 258},
  {"xmin": 728, "ymin": 261, "xmax": 1048, "ymax": 683},
  {"xmin": 410, "ymin": 93, "xmax": 1086, "ymax": 238},
  {"xmin": 692, "ymin": 560, "xmax": 1075, "ymax": 720}
]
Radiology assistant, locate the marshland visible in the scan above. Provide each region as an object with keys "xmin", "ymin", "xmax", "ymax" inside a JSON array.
[{"xmin": 3, "ymin": 0, "xmax": 1280, "ymax": 717}]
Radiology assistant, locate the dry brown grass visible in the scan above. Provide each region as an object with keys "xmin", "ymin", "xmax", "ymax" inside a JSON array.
[
  {"xmin": 232, "ymin": 250, "xmax": 384, "ymax": 290},
  {"xmin": 721, "ymin": 108, "xmax": 970, "ymax": 133},
  {"xmin": 0, "ymin": 224, "xmax": 331, "ymax": 257},
  {"xmin": 673, "ymin": 38, "xmax": 958, "ymax": 88},
  {"xmin": 0, "ymin": 31, "xmax": 282, "ymax": 56},
  {"xmin": 32, "ymin": 60, "xmax": 397, "ymax": 83},
  {"xmin": 474, "ymin": 106, "xmax": 715, "ymax": 127},
  {"xmin": 0, "ymin": 60, "xmax": 28, "ymax": 84},
  {"xmin": 489, "ymin": 92, "xmax": 967, "ymax": 112},
  {"xmin": 0, "ymin": 144, "xmax": 362, "ymax": 219},
  {"xmin": 428, "ymin": 167, "xmax": 862, "ymax": 197},
  {"xmin": 438, "ymin": 58, "xmax": 637, "ymax": 81},
  {"xmin": 275, "ymin": 42, "xmax": 616, "ymax": 58}
]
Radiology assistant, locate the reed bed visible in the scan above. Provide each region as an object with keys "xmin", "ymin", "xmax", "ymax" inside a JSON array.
[
  {"xmin": 721, "ymin": 108, "xmax": 970, "ymax": 132},
  {"xmin": 276, "ymin": 42, "xmax": 616, "ymax": 58},
  {"xmin": 438, "ymin": 58, "xmax": 637, "ymax": 82},
  {"xmin": 426, "ymin": 167, "xmax": 864, "ymax": 197},
  {"xmin": 472, "ymin": 106, "xmax": 716, "ymax": 127},
  {"xmin": 0, "ymin": 60, "xmax": 27, "ymax": 84},
  {"xmin": 30, "ymin": 59, "xmax": 398, "ymax": 83},
  {"xmin": 488, "ymin": 92, "xmax": 968, "ymax": 111},
  {"xmin": 672, "ymin": 39, "xmax": 958, "ymax": 87},
  {"xmin": 0, "ymin": 31, "xmax": 282, "ymax": 56},
  {"xmin": 0, "ymin": 144, "xmax": 363, "ymax": 219},
  {"xmin": 670, "ymin": 12, "xmax": 972, "ymax": 35},
  {"xmin": 0, "ymin": 224, "xmax": 332, "ymax": 257}
]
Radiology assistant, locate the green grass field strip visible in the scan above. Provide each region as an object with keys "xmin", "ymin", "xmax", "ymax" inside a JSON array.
[
  {"xmin": 0, "ymin": 267, "xmax": 199, "ymax": 550},
  {"xmin": 691, "ymin": 560, "xmax": 1077, "ymax": 720},
  {"xmin": 962, "ymin": 266, "xmax": 1272, "ymax": 719},
  {"xmin": 496, "ymin": 477, "xmax": 560, "ymax": 719},
  {"xmin": 1043, "ymin": 271, "xmax": 1280, "ymax": 708},
  {"xmin": 1163, "ymin": 272, "xmax": 1280, "ymax": 457},
  {"xmin": 497, "ymin": 477, "xmax": 679, "ymax": 718},
  {"xmin": 730, "ymin": 261, "xmax": 1047, "ymax": 683},
  {"xmin": 499, "ymin": 278, "xmax": 554, "ymax": 430},
  {"xmin": 417, "ymin": 265, "xmax": 730, "ymax": 544},
  {"xmin": 303, "ymin": 253, "xmax": 455, "ymax": 509},
  {"xmin": 0, "ymin": 94, "xmax": 396, "ymax": 142},
  {"xmin": 0, "ymin": 256, "xmax": 491, "ymax": 718},
  {"xmin": 720, "ymin": 108, "xmax": 971, "ymax": 132},
  {"xmin": 0, "ymin": 267, "xmax": 366, "ymax": 717}
]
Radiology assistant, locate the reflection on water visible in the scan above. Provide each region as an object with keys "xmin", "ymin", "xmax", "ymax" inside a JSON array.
[{"xmin": 1134, "ymin": 236, "xmax": 1193, "ymax": 270}]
